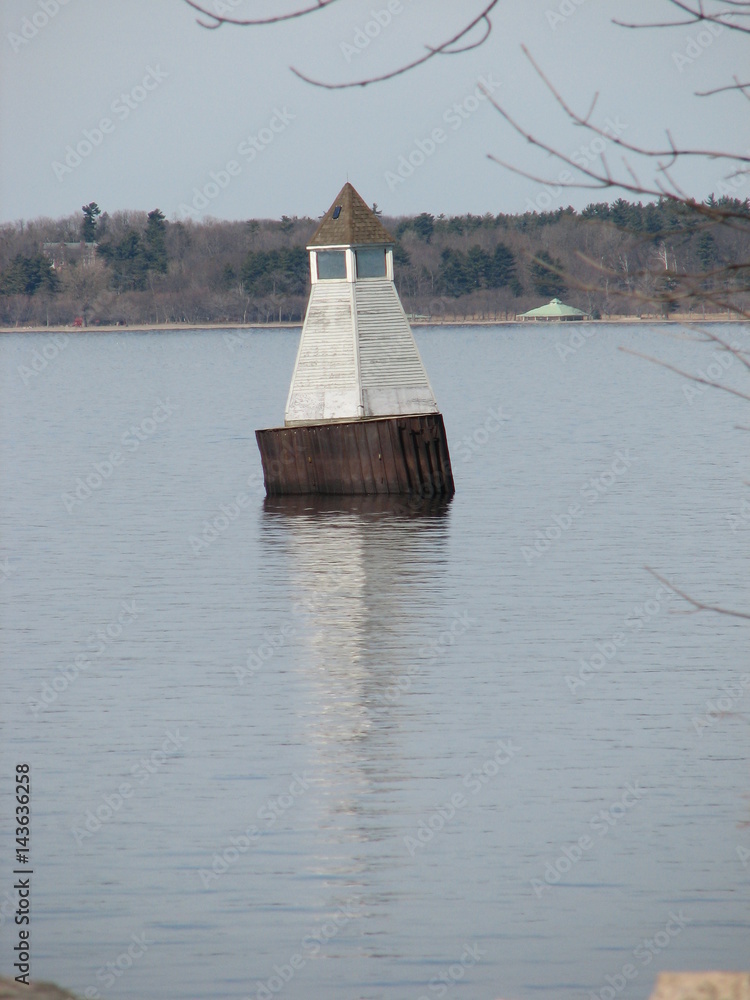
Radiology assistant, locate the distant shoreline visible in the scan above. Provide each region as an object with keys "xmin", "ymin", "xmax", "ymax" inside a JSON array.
[{"xmin": 1, "ymin": 314, "xmax": 746, "ymax": 334}]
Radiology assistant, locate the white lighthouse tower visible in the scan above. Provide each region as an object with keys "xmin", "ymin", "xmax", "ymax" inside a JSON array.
[
  {"xmin": 256, "ymin": 183, "xmax": 454, "ymax": 497},
  {"xmin": 285, "ymin": 182, "xmax": 438, "ymax": 426}
]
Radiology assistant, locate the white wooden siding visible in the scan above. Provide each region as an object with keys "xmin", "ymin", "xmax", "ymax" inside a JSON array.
[{"xmin": 285, "ymin": 270, "xmax": 438, "ymax": 425}]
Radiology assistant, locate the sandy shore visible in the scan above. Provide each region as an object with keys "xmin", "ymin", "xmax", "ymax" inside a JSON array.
[{"xmin": 0, "ymin": 314, "xmax": 746, "ymax": 334}]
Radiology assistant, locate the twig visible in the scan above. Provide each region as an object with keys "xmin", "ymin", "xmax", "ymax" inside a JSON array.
[{"xmin": 646, "ymin": 567, "xmax": 750, "ymax": 619}]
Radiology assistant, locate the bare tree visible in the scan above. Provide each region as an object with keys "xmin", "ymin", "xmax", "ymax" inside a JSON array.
[{"xmin": 180, "ymin": 0, "xmax": 750, "ymax": 617}]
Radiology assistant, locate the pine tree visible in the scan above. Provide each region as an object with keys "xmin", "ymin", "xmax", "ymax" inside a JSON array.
[
  {"xmin": 0, "ymin": 253, "xmax": 58, "ymax": 296},
  {"xmin": 144, "ymin": 209, "xmax": 168, "ymax": 274},
  {"xmin": 80, "ymin": 203, "xmax": 101, "ymax": 242},
  {"xmin": 530, "ymin": 250, "xmax": 566, "ymax": 298}
]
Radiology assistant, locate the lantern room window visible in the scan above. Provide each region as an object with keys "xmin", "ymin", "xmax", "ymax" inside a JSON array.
[
  {"xmin": 355, "ymin": 247, "xmax": 386, "ymax": 278},
  {"xmin": 316, "ymin": 251, "xmax": 347, "ymax": 279}
]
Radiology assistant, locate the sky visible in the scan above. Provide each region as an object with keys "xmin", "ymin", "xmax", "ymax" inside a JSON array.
[{"xmin": 0, "ymin": 0, "xmax": 746, "ymax": 225}]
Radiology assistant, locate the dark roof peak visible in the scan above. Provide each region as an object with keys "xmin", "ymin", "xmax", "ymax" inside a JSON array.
[{"xmin": 308, "ymin": 182, "xmax": 394, "ymax": 247}]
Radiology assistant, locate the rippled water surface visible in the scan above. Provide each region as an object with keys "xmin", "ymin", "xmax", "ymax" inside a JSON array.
[{"xmin": 1, "ymin": 324, "xmax": 749, "ymax": 1000}]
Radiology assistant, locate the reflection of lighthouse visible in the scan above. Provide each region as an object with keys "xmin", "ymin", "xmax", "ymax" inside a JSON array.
[
  {"xmin": 258, "ymin": 496, "xmax": 453, "ymax": 963},
  {"xmin": 256, "ymin": 183, "xmax": 454, "ymax": 497},
  {"xmin": 261, "ymin": 495, "xmax": 451, "ymax": 834}
]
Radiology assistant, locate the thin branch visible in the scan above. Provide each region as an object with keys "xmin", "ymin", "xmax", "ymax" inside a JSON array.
[
  {"xmin": 439, "ymin": 16, "xmax": 492, "ymax": 55},
  {"xmin": 614, "ymin": 0, "xmax": 750, "ymax": 35},
  {"xmin": 519, "ymin": 45, "xmax": 750, "ymax": 168},
  {"xmin": 696, "ymin": 78, "xmax": 750, "ymax": 98},
  {"xmin": 619, "ymin": 347, "xmax": 750, "ymax": 403},
  {"xmin": 481, "ymin": 49, "xmax": 750, "ymax": 230},
  {"xmin": 646, "ymin": 567, "xmax": 750, "ymax": 620},
  {"xmin": 290, "ymin": 1, "xmax": 501, "ymax": 89},
  {"xmin": 183, "ymin": 0, "xmax": 340, "ymax": 29}
]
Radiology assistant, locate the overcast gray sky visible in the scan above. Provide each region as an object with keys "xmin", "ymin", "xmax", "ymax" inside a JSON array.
[{"xmin": 0, "ymin": 0, "xmax": 745, "ymax": 224}]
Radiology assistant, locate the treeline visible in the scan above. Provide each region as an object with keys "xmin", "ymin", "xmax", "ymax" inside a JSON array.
[{"xmin": 1, "ymin": 195, "xmax": 748, "ymax": 326}]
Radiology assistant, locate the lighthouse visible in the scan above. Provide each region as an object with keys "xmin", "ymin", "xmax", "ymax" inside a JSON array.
[{"xmin": 256, "ymin": 183, "xmax": 454, "ymax": 496}]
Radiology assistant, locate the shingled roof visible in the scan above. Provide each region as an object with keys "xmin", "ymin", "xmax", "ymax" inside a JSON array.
[{"xmin": 308, "ymin": 182, "xmax": 394, "ymax": 247}]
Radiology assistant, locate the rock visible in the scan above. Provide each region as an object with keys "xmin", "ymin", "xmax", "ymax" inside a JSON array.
[
  {"xmin": 649, "ymin": 972, "xmax": 750, "ymax": 1000},
  {"xmin": 0, "ymin": 980, "xmax": 83, "ymax": 1000}
]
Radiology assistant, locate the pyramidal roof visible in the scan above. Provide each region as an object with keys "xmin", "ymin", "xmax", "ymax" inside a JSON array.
[
  {"xmin": 520, "ymin": 297, "xmax": 588, "ymax": 318},
  {"xmin": 308, "ymin": 182, "xmax": 394, "ymax": 247}
]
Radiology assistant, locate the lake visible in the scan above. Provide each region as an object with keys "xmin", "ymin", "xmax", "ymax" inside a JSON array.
[{"xmin": 1, "ymin": 322, "xmax": 749, "ymax": 1000}]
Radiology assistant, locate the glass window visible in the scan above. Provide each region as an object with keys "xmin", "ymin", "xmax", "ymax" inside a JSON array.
[
  {"xmin": 356, "ymin": 247, "xmax": 386, "ymax": 278},
  {"xmin": 317, "ymin": 251, "xmax": 347, "ymax": 279}
]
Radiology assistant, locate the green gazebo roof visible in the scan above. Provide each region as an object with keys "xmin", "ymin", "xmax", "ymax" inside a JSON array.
[{"xmin": 518, "ymin": 297, "xmax": 589, "ymax": 319}]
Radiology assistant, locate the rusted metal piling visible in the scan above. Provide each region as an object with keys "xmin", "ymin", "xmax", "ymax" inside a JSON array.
[
  {"xmin": 255, "ymin": 182, "xmax": 454, "ymax": 497},
  {"xmin": 256, "ymin": 413, "xmax": 453, "ymax": 496}
]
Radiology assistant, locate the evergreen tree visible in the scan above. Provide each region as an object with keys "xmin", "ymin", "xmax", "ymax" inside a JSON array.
[
  {"xmin": 438, "ymin": 248, "xmax": 470, "ymax": 297},
  {"xmin": 393, "ymin": 242, "xmax": 411, "ymax": 267},
  {"xmin": 466, "ymin": 245, "xmax": 491, "ymax": 289},
  {"xmin": 486, "ymin": 242, "xmax": 517, "ymax": 289},
  {"xmin": 97, "ymin": 230, "xmax": 149, "ymax": 290},
  {"xmin": 240, "ymin": 247, "xmax": 307, "ymax": 295},
  {"xmin": 412, "ymin": 213, "xmax": 434, "ymax": 243},
  {"xmin": 530, "ymin": 250, "xmax": 566, "ymax": 298},
  {"xmin": 80, "ymin": 202, "xmax": 101, "ymax": 242},
  {"xmin": 0, "ymin": 253, "xmax": 58, "ymax": 296},
  {"xmin": 144, "ymin": 209, "xmax": 168, "ymax": 274},
  {"xmin": 697, "ymin": 232, "xmax": 718, "ymax": 271}
]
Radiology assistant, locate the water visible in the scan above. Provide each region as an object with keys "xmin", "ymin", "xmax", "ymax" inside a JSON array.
[{"xmin": 1, "ymin": 323, "xmax": 749, "ymax": 1000}]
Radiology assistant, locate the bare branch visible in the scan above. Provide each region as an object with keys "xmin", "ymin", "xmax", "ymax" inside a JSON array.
[
  {"xmin": 183, "ymin": 0, "xmax": 340, "ymax": 29},
  {"xmin": 646, "ymin": 567, "xmax": 750, "ymax": 620},
  {"xmin": 619, "ymin": 346, "xmax": 750, "ymax": 403},
  {"xmin": 290, "ymin": 1, "xmax": 501, "ymax": 89},
  {"xmin": 696, "ymin": 77, "xmax": 750, "ymax": 98},
  {"xmin": 614, "ymin": 0, "xmax": 750, "ymax": 35}
]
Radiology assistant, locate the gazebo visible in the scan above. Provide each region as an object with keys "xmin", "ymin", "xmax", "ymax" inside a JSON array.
[{"xmin": 518, "ymin": 298, "xmax": 590, "ymax": 321}]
